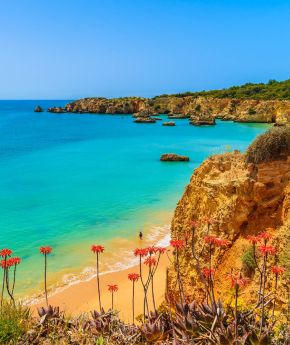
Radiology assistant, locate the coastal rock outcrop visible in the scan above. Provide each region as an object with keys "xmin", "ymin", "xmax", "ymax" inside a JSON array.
[
  {"xmin": 34, "ymin": 105, "xmax": 43, "ymax": 112},
  {"xmin": 62, "ymin": 96, "xmax": 290, "ymax": 125},
  {"xmin": 168, "ymin": 130, "xmax": 290, "ymax": 306},
  {"xmin": 47, "ymin": 107, "xmax": 67, "ymax": 113},
  {"xmin": 160, "ymin": 153, "xmax": 189, "ymax": 161}
]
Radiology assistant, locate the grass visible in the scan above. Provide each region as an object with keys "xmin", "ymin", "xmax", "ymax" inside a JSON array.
[{"xmin": 0, "ymin": 302, "xmax": 31, "ymax": 344}]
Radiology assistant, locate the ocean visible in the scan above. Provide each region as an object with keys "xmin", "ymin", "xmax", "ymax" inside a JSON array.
[{"xmin": 0, "ymin": 100, "xmax": 270, "ymax": 298}]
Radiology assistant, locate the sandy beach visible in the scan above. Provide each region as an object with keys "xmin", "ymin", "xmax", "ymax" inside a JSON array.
[{"xmin": 32, "ymin": 250, "xmax": 170, "ymax": 323}]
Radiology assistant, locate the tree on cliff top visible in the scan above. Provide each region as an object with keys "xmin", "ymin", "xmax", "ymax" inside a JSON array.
[{"xmin": 246, "ymin": 126, "xmax": 290, "ymax": 164}]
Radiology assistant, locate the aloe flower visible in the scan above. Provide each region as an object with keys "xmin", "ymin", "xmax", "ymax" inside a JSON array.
[
  {"xmin": 91, "ymin": 244, "xmax": 105, "ymax": 312},
  {"xmin": 108, "ymin": 284, "xmax": 118, "ymax": 309},
  {"xmin": 39, "ymin": 246, "xmax": 52, "ymax": 307},
  {"xmin": 128, "ymin": 273, "xmax": 140, "ymax": 324},
  {"xmin": 0, "ymin": 248, "xmax": 12, "ymax": 306}
]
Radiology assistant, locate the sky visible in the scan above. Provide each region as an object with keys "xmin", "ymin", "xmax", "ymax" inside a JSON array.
[{"xmin": 0, "ymin": 0, "xmax": 289, "ymax": 99}]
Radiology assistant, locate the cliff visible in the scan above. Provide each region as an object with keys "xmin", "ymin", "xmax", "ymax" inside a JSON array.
[
  {"xmin": 63, "ymin": 96, "xmax": 290, "ymax": 125},
  {"xmin": 169, "ymin": 135, "xmax": 289, "ymax": 308}
]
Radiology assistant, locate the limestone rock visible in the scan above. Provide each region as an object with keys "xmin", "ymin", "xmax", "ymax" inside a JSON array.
[{"xmin": 160, "ymin": 153, "xmax": 189, "ymax": 161}]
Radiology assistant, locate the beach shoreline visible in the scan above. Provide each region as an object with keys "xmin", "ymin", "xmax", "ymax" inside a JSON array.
[{"xmin": 31, "ymin": 247, "xmax": 171, "ymax": 322}]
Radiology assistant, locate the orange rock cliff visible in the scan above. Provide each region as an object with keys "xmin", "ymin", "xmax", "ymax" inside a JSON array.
[{"xmin": 168, "ymin": 131, "xmax": 289, "ymax": 311}]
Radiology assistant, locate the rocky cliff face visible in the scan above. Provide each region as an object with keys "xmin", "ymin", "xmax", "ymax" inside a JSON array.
[
  {"xmin": 169, "ymin": 151, "xmax": 289, "ymax": 306},
  {"xmin": 64, "ymin": 96, "xmax": 290, "ymax": 125}
]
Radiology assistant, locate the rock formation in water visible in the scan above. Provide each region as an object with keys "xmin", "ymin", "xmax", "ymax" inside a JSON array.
[
  {"xmin": 34, "ymin": 105, "xmax": 43, "ymax": 112},
  {"xmin": 162, "ymin": 121, "xmax": 176, "ymax": 126},
  {"xmin": 168, "ymin": 127, "xmax": 290, "ymax": 309},
  {"xmin": 160, "ymin": 153, "xmax": 190, "ymax": 161}
]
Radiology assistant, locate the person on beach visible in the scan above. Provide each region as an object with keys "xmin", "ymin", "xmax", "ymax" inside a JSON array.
[{"xmin": 139, "ymin": 231, "xmax": 143, "ymax": 240}]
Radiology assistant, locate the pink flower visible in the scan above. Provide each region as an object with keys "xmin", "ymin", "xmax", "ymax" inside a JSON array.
[{"xmin": 91, "ymin": 245, "xmax": 104, "ymax": 254}]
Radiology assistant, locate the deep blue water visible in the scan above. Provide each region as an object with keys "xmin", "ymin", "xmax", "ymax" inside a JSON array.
[{"xmin": 0, "ymin": 100, "xmax": 270, "ymax": 296}]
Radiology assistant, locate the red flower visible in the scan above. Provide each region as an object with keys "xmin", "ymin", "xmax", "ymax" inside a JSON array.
[
  {"xmin": 204, "ymin": 235, "xmax": 218, "ymax": 245},
  {"xmin": 247, "ymin": 235, "xmax": 261, "ymax": 245},
  {"xmin": 91, "ymin": 245, "xmax": 104, "ymax": 254},
  {"xmin": 271, "ymin": 266, "xmax": 285, "ymax": 275},
  {"xmin": 202, "ymin": 267, "xmax": 215, "ymax": 278},
  {"xmin": 258, "ymin": 232, "xmax": 272, "ymax": 241},
  {"xmin": 10, "ymin": 257, "xmax": 21, "ymax": 266},
  {"xmin": 39, "ymin": 246, "xmax": 52, "ymax": 255},
  {"xmin": 203, "ymin": 217, "xmax": 215, "ymax": 225},
  {"xmin": 170, "ymin": 239, "xmax": 185, "ymax": 249},
  {"xmin": 108, "ymin": 284, "xmax": 118, "ymax": 293},
  {"xmin": 144, "ymin": 257, "xmax": 156, "ymax": 267},
  {"xmin": 228, "ymin": 273, "xmax": 250, "ymax": 288},
  {"xmin": 258, "ymin": 245, "xmax": 277, "ymax": 256},
  {"xmin": 128, "ymin": 273, "xmax": 140, "ymax": 282},
  {"xmin": 215, "ymin": 238, "xmax": 231, "ymax": 247},
  {"xmin": 1, "ymin": 258, "xmax": 15, "ymax": 269},
  {"xmin": 191, "ymin": 220, "xmax": 199, "ymax": 228},
  {"xmin": 147, "ymin": 246, "xmax": 157, "ymax": 255},
  {"xmin": 0, "ymin": 249, "xmax": 12, "ymax": 257},
  {"xmin": 134, "ymin": 248, "xmax": 149, "ymax": 257},
  {"xmin": 155, "ymin": 247, "xmax": 166, "ymax": 254}
]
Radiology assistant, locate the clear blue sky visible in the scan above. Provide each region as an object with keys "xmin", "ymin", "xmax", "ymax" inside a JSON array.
[{"xmin": 0, "ymin": 0, "xmax": 289, "ymax": 99}]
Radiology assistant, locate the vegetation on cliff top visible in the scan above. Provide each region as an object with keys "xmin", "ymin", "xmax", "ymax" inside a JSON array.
[
  {"xmin": 154, "ymin": 79, "xmax": 290, "ymax": 100},
  {"xmin": 246, "ymin": 126, "xmax": 290, "ymax": 164}
]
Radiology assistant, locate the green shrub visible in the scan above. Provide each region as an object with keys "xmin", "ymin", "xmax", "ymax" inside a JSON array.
[
  {"xmin": 242, "ymin": 246, "xmax": 256, "ymax": 277},
  {"xmin": 246, "ymin": 126, "xmax": 290, "ymax": 164},
  {"xmin": 0, "ymin": 302, "xmax": 31, "ymax": 344}
]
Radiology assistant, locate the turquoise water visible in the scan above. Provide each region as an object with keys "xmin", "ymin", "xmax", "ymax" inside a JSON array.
[{"xmin": 0, "ymin": 101, "xmax": 270, "ymax": 297}]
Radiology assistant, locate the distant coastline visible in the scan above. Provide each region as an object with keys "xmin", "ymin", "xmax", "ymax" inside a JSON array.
[{"xmin": 44, "ymin": 79, "xmax": 290, "ymax": 126}]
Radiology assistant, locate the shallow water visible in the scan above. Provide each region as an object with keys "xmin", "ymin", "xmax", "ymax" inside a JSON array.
[{"xmin": 0, "ymin": 100, "xmax": 270, "ymax": 297}]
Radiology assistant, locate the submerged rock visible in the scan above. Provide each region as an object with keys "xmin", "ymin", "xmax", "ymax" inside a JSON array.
[
  {"xmin": 160, "ymin": 153, "xmax": 189, "ymax": 161},
  {"xmin": 34, "ymin": 105, "xmax": 43, "ymax": 112},
  {"xmin": 134, "ymin": 117, "xmax": 156, "ymax": 123},
  {"xmin": 189, "ymin": 116, "xmax": 216, "ymax": 126},
  {"xmin": 162, "ymin": 121, "xmax": 176, "ymax": 126}
]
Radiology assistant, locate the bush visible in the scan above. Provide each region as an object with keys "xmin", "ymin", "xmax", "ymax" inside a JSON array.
[
  {"xmin": 0, "ymin": 302, "xmax": 31, "ymax": 344},
  {"xmin": 242, "ymin": 247, "xmax": 256, "ymax": 277},
  {"xmin": 246, "ymin": 126, "xmax": 290, "ymax": 164}
]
